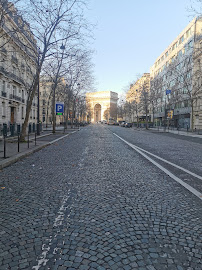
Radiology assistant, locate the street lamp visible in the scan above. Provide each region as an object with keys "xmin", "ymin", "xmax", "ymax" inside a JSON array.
[
  {"xmin": 52, "ymin": 44, "xmax": 65, "ymax": 133},
  {"xmin": 37, "ymin": 48, "xmax": 41, "ymax": 135}
]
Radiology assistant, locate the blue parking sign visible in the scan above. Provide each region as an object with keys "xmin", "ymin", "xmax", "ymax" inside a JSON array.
[{"xmin": 56, "ymin": 102, "xmax": 64, "ymax": 115}]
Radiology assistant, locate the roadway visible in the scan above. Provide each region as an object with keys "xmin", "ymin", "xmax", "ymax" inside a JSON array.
[{"xmin": 0, "ymin": 124, "xmax": 201, "ymax": 270}]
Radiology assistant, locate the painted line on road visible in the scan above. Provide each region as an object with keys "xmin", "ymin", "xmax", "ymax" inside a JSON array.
[
  {"xmin": 113, "ymin": 133, "xmax": 202, "ymax": 201},
  {"xmin": 114, "ymin": 133, "xmax": 202, "ymax": 181},
  {"xmin": 49, "ymin": 131, "xmax": 77, "ymax": 145},
  {"xmin": 32, "ymin": 193, "xmax": 71, "ymax": 270}
]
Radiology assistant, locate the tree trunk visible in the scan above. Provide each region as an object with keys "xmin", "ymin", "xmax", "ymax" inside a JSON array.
[
  {"xmin": 20, "ymin": 77, "xmax": 39, "ymax": 141},
  {"xmin": 52, "ymin": 88, "xmax": 56, "ymax": 133},
  {"xmin": 146, "ymin": 107, "xmax": 148, "ymax": 129},
  {"xmin": 191, "ymin": 101, "xmax": 194, "ymax": 132}
]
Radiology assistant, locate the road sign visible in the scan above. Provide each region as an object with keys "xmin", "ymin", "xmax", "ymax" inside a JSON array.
[
  {"xmin": 167, "ymin": 109, "xmax": 173, "ymax": 119},
  {"xmin": 166, "ymin": 89, "xmax": 171, "ymax": 95},
  {"xmin": 56, "ymin": 102, "xmax": 64, "ymax": 115}
]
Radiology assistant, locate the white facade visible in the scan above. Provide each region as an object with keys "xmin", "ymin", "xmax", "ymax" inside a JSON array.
[
  {"xmin": 150, "ymin": 17, "xmax": 202, "ymax": 129},
  {"xmin": 0, "ymin": 3, "xmax": 37, "ymax": 134}
]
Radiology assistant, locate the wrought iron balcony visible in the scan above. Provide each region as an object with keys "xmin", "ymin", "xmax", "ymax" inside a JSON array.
[
  {"xmin": 9, "ymin": 94, "xmax": 22, "ymax": 102},
  {"xmin": 1, "ymin": 91, "xmax": 7, "ymax": 97},
  {"xmin": 0, "ymin": 66, "xmax": 25, "ymax": 85}
]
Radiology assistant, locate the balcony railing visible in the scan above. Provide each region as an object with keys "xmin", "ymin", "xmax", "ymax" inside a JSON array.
[
  {"xmin": 1, "ymin": 91, "xmax": 7, "ymax": 97},
  {"xmin": 0, "ymin": 66, "xmax": 25, "ymax": 85},
  {"xmin": 9, "ymin": 94, "xmax": 22, "ymax": 102}
]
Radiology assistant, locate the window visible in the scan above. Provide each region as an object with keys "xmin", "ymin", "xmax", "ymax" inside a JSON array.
[
  {"xmin": 186, "ymin": 28, "xmax": 191, "ymax": 38},
  {"xmin": 179, "ymin": 35, "xmax": 184, "ymax": 44},
  {"xmin": 42, "ymin": 108, "xmax": 45, "ymax": 115},
  {"xmin": 2, "ymin": 81, "xmax": 6, "ymax": 92},
  {"xmin": 21, "ymin": 106, "xmax": 24, "ymax": 119},
  {"xmin": 188, "ymin": 40, "xmax": 193, "ymax": 49},
  {"xmin": 165, "ymin": 51, "xmax": 168, "ymax": 57},
  {"xmin": 2, "ymin": 102, "xmax": 6, "ymax": 117},
  {"xmin": 178, "ymin": 50, "xmax": 182, "ymax": 58},
  {"xmin": 13, "ymin": 86, "xmax": 16, "ymax": 96}
]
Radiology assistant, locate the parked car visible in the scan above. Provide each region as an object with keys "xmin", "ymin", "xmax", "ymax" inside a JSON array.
[
  {"xmin": 120, "ymin": 121, "xmax": 126, "ymax": 127},
  {"xmin": 125, "ymin": 122, "xmax": 133, "ymax": 128},
  {"xmin": 107, "ymin": 118, "xmax": 116, "ymax": 125}
]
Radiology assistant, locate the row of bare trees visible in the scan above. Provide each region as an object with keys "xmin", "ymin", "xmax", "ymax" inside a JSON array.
[{"xmin": 1, "ymin": 0, "xmax": 94, "ymax": 140}]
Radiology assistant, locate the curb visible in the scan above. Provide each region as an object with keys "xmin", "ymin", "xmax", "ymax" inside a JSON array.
[{"xmin": 0, "ymin": 131, "xmax": 77, "ymax": 170}]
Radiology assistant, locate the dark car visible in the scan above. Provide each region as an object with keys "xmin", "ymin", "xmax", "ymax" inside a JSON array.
[{"xmin": 125, "ymin": 122, "xmax": 133, "ymax": 128}]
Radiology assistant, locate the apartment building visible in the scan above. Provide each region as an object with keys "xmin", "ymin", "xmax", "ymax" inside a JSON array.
[
  {"xmin": 39, "ymin": 77, "xmax": 67, "ymax": 126},
  {"xmin": 0, "ymin": 2, "xmax": 38, "ymax": 134},
  {"xmin": 126, "ymin": 73, "xmax": 150, "ymax": 124},
  {"xmin": 150, "ymin": 16, "xmax": 202, "ymax": 129}
]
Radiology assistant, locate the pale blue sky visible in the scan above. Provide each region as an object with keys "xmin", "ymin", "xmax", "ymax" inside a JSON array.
[{"xmin": 87, "ymin": 0, "xmax": 196, "ymax": 94}]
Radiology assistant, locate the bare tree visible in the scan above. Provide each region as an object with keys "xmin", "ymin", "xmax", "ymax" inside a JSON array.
[
  {"xmin": 16, "ymin": 0, "xmax": 93, "ymax": 140},
  {"xmin": 139, "ymin": 79, "xmax": 150, "ymax": 129},
  {"xmin": 188, "ymin": 0, "xmax": 202, "ymax": 16}
]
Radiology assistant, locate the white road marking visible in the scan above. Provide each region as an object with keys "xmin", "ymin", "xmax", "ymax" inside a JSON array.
[
  {"xmin": 49, "ymin": 131, "xmax": 77, "ymax": 145},
  {"xmin": 32, "ymin": 193, "xmax": 70, "ymax": 269},
  {"xmin": 123, "ymin": 136, "xmax": 202, "ymax": 181},
  {"xmin": 113, "ymin": 133, "xmax": 202, "ymax": 201}
]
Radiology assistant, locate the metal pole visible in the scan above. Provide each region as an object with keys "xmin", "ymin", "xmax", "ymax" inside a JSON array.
[
  {"xmin": 18, "ymin": 133, "xmax": 20, "ymax": 152},
  {"xmin": 35, "ymin": 132, "xmax": 37, "ymax": 146},
  {"xmin": 37, "ymin": 51, "xmax": 40, "ymax": 135},
  {"xmin": 28, "ymin": 132, "xmax": 29, "ymax": 148},
  {"xmin": 4, "ymin": 135, "xmax": 6, "ymax": 159}
]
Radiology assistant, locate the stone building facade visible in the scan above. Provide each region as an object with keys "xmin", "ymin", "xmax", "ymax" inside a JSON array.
[
  {"xmin": 150, "ymin": 16, "xmax": 202, "ymax": 129},
  {"xmin": 0, "ymin": 2, "xmax": 38, "ymax": 134},
  {"xmin": 86, "ymin": 91, "xmax": 118, "ymax": 122},
  {"xmin": 126, "ymin": 73, "xmax": 150, "ymax": 123}
]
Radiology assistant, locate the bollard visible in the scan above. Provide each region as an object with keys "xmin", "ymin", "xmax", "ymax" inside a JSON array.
[
  {"xmin": 35, "ymin": 132, "xmax": 37, "ymax": 146},
  {"xmin": 4, "ymin": 135, "xmax": 6, "ymax": 158},
  {"xmin": 28, "ymin": 132, "xmax": 30, "ymax": 148},
  {"xmin": 18, "ymin": 133, "xmax": 20, "ymax": 152}
]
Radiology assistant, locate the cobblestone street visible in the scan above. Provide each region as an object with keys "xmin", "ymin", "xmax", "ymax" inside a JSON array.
[{"xmin": 0, "ymin": 125, "xmax": 201, "ymax": 270}]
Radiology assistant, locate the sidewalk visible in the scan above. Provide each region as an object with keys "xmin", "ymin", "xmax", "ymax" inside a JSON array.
[
  {"xmin": 0, "ymin": 126, "xmax": 80, "ymax": 170},
  {"xmin": 145, "ymin": 127, "xmax": 202, "ymax": 138}
]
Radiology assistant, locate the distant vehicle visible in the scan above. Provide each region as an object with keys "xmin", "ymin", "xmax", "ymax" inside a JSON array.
[
  {"xmin": 125, "ymin": 122, "xmax": 133, "ymax": 128},
  {"xmin": 114, "ymin": 121, "xmax": 119, "ymax": 126},
  {"xmin": 107, "ymin": 118, "xmax": 116, "ymax": 125},
  {"xmin": 120, "ymin": 121, "xmax": 126, "ymax": 127}
]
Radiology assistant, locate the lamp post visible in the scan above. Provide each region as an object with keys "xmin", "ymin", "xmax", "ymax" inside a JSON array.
[
  {"xmin": 37, "ymin": 49, "xmax": 41, "ymax": 135},
  {"xmin": 52, "ymin": 44, "xmax": 65, "ymax": 133}
]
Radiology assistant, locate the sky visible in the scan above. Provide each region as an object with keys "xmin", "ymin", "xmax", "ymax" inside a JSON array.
[{"xmin": 86, "ymin": 0, "xmax": 198, "ymax": 95}]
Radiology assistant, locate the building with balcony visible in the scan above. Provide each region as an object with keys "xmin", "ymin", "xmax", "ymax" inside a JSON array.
[
  {"xmin": 150, "ymin": 16, "xmax": 202, "ymax": 129},
  {"xmin": 0, "ymin": 2, "xmax": 38, "ymax": 133},
  {"xmin": 39, "ymin": 77, "xmax": 67, "ymax": 127}
]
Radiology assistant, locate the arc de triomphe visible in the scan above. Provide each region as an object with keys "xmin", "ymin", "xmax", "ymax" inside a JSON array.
[{"xmin": 86, "ymin": 91, "xmax": 118, "ymax": 123}]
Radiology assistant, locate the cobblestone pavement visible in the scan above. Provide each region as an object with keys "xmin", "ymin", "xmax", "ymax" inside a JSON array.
[{"xmin": 0, "ymin": 125, "xmax": 201, "ymax": 270}]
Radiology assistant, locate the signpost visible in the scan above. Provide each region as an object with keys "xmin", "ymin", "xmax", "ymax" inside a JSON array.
[{"xmin": 55, "ymin": 102, "xmax": 64, "ymax": 115}]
